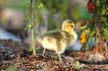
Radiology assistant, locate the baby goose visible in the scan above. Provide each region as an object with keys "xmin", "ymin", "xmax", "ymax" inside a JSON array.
[{"xmin": 37, "ymin": 19, "xmax": 77, "ymax": 63}]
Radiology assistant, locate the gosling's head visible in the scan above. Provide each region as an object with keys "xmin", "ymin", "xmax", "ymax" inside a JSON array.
[{"xmin": 62, "ymin": 19, "xmax": 75, "ymax": 34}]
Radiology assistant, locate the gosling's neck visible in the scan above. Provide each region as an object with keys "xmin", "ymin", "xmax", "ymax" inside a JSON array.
[
  {"xmin": 63, "ymin": 30, "xmax": 77, "ymax": 45},
  {"xmin": 69, "ymin": 31, "xmax": 77, "ymax": 45}
]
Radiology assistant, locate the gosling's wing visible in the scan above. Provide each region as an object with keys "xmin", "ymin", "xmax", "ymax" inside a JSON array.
[
  {"xmin": 61, "ymin": 31, "xmax": 77, "ymax": 45},
  {"xmin": 37, "ymin": 30, "xmax": 64, "ymax": 41}
]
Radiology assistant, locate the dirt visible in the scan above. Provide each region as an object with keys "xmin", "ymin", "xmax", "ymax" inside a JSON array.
[{"xmin": 0, "ymin": 40, "xmax": 108, "ymax": 71}]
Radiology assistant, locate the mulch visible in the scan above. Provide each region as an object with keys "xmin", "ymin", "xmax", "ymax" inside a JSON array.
[{"xmin": 0, "ymin": 40, "xmax": 108, "ymax": 71}]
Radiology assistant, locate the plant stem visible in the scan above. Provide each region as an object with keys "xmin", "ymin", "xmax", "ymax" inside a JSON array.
[
  {"xmin": 30, "ymin": 0, "xmax": 36, "ymax": 55},
  {"xmin": 94, "ymin": 15, "xmax": 104, "ymax": 52},
  {"xmin": 31, "ymin": 18, "xmax": 36, "ymax": 55}
]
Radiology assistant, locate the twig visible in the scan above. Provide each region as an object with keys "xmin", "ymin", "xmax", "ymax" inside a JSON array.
[
  {"xmin": 94, "ymin": 15, "xmax": 104, "ymax": 53},
  {"xmin": 30, "ymin": 0, "xmax": 36, "ymax": 55}
]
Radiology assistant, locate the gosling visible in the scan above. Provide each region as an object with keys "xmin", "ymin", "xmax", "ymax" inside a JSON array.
[{"xmin": 37, "ymin": 19, "xmax": 77, "ymax": 63}]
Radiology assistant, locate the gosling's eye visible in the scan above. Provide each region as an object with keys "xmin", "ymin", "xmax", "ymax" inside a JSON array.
[{"xmin": 70, "ymin": 25, "xmax": 73, "ymax": 28}]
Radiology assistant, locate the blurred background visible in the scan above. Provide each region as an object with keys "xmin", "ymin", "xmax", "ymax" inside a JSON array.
[
  {"xmin": 0, "ymin": 0, "xmax": 108, "ymax": 51},
  {"xmin": 0, "ymin": 0, "xmax": 91, "ymax": 40}
]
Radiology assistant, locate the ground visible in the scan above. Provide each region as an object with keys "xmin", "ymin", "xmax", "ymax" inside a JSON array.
[{"xmin": 0, "ymin": 40, "xmax": 108, "ymax": 71}]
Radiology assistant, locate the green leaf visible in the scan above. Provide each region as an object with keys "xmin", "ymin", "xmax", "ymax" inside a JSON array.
[
  {"xmin": 25, "ymin": 24, "xmax": 33, "ymax": 30},
  {"xmin": 101, "ymin": 8, "xmax": 107, "ymax": 15},
  {"xmin": 24, "ymin": 16, "xmax": 30, "ymax": 22},
  {"xmin": 103, "ymin": 28, "xmax": 108, "ymax": 37},
  {"xmin": 71, "ymin": 8, "xmax": 80, "ymax": 20},
  {"xmin": 6, "ymin": 64, "xmax": 17, "ymax": 71},
  {"xmin": 28, "ymin": 45, "xmax": 37, "ymax": 52},
  {"xmin": 100, "ymin": 17, "xmax": 107, "ymax": 22},
  {"xmin": 28, "ymin": 46, "xmax": 33, "ymax": 52},
  {"xmin": 37, "ymin": 2, "xmax": 44, "ymax": 9},
  {"xmin": 74, "ymin": 61, "xmax": 82, "ymax": 69},
  {"xmin": 96, "ymin": 0, "xmax": 100, "ymax": 6}
]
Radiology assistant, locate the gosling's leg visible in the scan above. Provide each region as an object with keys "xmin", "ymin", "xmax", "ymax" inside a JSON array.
[
  {"xmin": 57, "ymin": 54, "xmax": 63, "ymax": 63},
  {"xmin": 43, "ymin": 48, "xmax": 46, "ymax": 56}
]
